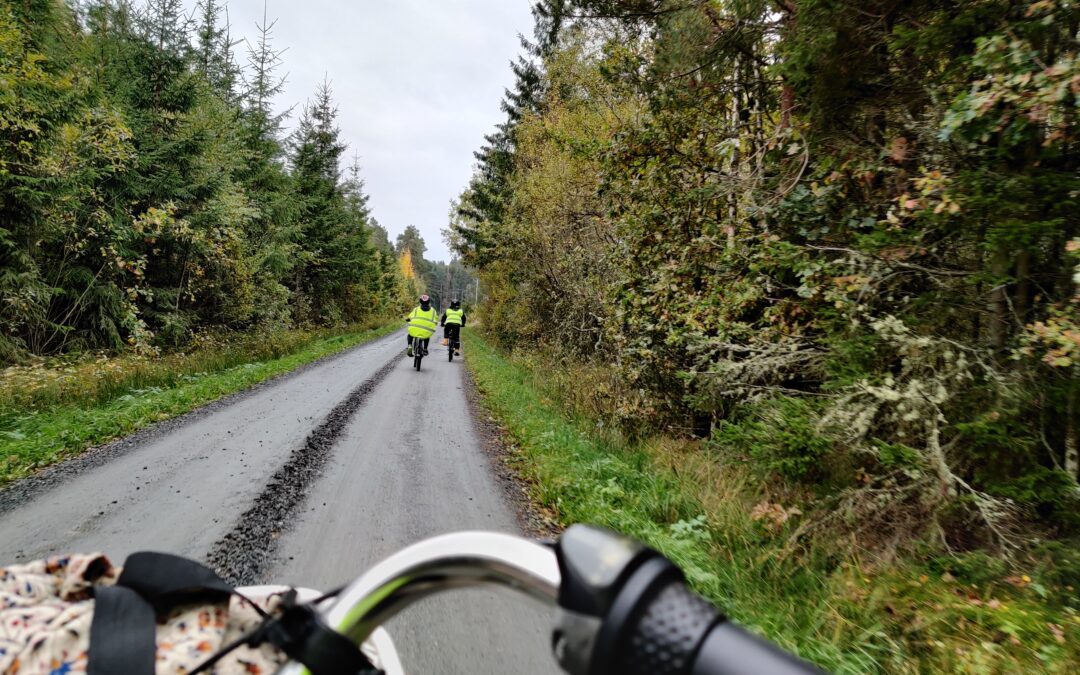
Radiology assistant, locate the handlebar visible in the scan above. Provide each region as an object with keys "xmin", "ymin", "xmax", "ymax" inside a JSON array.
[
  {"xmin": 278, "ymin": 525, "xmax": 822, "ymax": 675},
  {"xmin": 325, "ymin": 532, "xmax": 559, "ymax": 645},
  {"xmin": 551, "ymin": 525, "xmax": 821, "ymax": 675}
]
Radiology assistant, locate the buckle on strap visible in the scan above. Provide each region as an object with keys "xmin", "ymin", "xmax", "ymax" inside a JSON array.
[{"xmin": 247, "ymin": 591, "xmax": 380, "ymax": 675}]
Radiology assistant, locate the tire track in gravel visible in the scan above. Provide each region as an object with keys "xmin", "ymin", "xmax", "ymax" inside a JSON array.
[
  {"xmin": 269, "ymin": 342, "xmax": 562, "ymax": 674},
  {"xmin": 205, "ymin": 356, "xmax": 400, "ymax": 584}
]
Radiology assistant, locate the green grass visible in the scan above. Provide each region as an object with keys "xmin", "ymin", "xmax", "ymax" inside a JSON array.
[
  {"xmin": 0, "ymin": 320, "xmax": 399, "ymax": 485},
  {"xmin": 463, "ymin": 327, "xmax": 1080, "ymax": 674}
]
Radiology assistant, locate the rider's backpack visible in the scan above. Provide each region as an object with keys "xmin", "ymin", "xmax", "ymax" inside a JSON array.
[{"xmin": 0, "ymin": 552, "xmax": 377, "ymax": 675}]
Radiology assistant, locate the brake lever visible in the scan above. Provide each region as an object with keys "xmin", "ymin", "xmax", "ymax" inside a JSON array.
[{"xmin": 551, "ymin": 524, "xmax": 664, "ymax": 675}]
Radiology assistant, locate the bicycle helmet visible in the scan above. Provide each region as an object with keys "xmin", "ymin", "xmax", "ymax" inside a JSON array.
[{"xmin": 450, "ymin": 299, "xmax": 461, "ymax": 310}]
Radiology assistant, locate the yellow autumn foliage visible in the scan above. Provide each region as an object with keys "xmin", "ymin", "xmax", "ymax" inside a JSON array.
[{"xmin": 399, "ymin": 248, "xmax": 416, "ymax": 280}]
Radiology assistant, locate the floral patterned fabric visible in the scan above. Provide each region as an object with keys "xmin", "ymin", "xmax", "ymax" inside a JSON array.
[{"xmin": 0, "ymin": 554, "xmax": 289, "ymax": 675}]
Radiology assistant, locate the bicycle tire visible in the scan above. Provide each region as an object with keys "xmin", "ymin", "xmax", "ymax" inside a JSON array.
[{"xmin": 414, "ymin": 351, "xmax": 422, "ymax": 370}]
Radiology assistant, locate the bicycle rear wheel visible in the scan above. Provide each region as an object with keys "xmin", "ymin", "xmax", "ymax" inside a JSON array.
[{"xmin": 414, "ymin": 349, "xmax": 422, "ymax": 370}]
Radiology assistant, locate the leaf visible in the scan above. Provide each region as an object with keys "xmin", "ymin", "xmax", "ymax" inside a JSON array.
[
  {"xmin": 889, "ymin": 137, "xmax": 908, "ymax": 162},
  {"xmin": 1048, "ymin": 623, "xmax": 1065, "ymax": 644}
]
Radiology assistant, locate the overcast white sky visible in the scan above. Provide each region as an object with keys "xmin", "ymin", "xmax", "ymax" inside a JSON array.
[{"xmin": 185, "ymin": 0, "xmax": 534, "ymax": 262}]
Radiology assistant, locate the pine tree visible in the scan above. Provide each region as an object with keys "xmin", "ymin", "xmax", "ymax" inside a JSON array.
[
  {"xmin": 339, "ymin": 155, "xmax": 380, "ymax": 314},
  {"xmin": 504, "ymin": 0, "xmax": 566, "ymax": 125},
  {"xmin": 0, "ymin": 0, "xmax": 407, "ymax": 358},
  {"xmin": 342, "ymin": 155, "xmax": 373, "ymax": 229},
  {"xmin": 219, "ymin": 8, "xmax": 241, "ymax": 102},
  {"xmin": 226, "ymin": 2, "xmax": 297, "ymax": 327},
  {"xmin": 292, "ymin": 79, "xmax": 345, "ymax": 190},
  {"xmin": 395, "ymin": 225, "xmax": 427, "ymax": 261}
]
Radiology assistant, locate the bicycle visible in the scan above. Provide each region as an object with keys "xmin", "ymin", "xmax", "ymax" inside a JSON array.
[
  {"xmin": 412, "ymin": 338, "xmax": 426, "ymax": 371},
  {"xmin": 258, "ymin": 525, "xmax": 820, "ymax": 674},
  {"xmin": 446, "ymin": 325, "xmax": 461, "ymax": 362},
  {"xmin": 33, "ymin": 525, "xmax": 822, "ymax": 675}
]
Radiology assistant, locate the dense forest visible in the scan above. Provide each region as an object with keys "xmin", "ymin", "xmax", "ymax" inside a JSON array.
[
  {"xmin": 2, "ymin": 0, "xmax": 1078, "ymax": 667},
  {"xmin": 0, "ymin": 0, "xmax": 422, "ymax": 363},
  {"xmin": 456, "ymin": 0, "xmax": 1078, "ymax": 598}
]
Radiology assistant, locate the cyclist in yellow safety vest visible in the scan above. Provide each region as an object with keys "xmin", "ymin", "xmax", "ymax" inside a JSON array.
[
  {"xmin": 405, "ymin": 294, "xmax": 438, "ymax": 357},
  {"xmin": 441, "ymin": 299, "xmax": 467, "ymax": 356}
]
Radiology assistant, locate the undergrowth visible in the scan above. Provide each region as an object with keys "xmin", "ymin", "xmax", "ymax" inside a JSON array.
[{"xmin": 464, "ymin": 327, "xmax": 1080, "ymax": 674}]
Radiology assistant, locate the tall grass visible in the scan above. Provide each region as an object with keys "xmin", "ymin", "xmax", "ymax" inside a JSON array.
[
  {"xmin": 463, "ymin": 327, "xmax": 1079, "ymax": 674},
  {"xmin": 0, "ymin": 320, "xmax": 399, "ymax": 484},
  {"xmin": 1, "ymin": 323, "xmax": 390, "ymax": 414}
]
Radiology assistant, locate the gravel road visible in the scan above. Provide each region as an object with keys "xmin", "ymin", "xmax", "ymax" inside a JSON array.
[
  {"xmin": 0, "ymin": 329, "xmax": 559, "ymax": 674},
  {"xmin": 270, "ymin": 339, "xmax": 560, "ymax": 674}
]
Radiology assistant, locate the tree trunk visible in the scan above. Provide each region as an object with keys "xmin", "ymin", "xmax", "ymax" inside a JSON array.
[
  {"xmin": 988, "ymin": 245, "xmax": 1009, "ymax": 353},
  {"xmin": 1015, "ymin": 250, "xmax": 1031, "ymax": 324},
  {"xmin": 780, "ymin": 85, "xmax": 796, "ymax": 131},
  {"xmin": 778, "ymin": 2, "xmax": 797, "ymax": 130},
  {"xmin": 1066, "ymin": 382, "xmax": 1078, "ymax": 484}
]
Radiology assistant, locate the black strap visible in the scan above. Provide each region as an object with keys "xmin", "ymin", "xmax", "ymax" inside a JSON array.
[
  {"xmin": 88, "ymin": 586, "xmax": 157, "ymax": 675},
  {"xmin": 88, "ymin": 551, "xmax": 377, "ymax": 675},
  {"xmin": 116, "ymin": 552, "xmax": 235, "ymax": 611},
  {"xmin": 89, "ymin": 553, "xmax": 235, "ymax": 675}
]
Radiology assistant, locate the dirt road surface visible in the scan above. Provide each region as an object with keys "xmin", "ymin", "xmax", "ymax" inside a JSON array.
[{"xmin": 0, "ymin": 330, "xmax": 560, "ymax": 674}]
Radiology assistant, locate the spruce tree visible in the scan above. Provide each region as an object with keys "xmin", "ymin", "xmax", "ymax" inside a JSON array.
[
  {"xmin": 194, "ymin": 0, "xmax": 239, "ymax": 98},
  {"xmin": 230, "ymin": 2, "xmax": 296, "ymax": 326},
  {"xmin": 195, "ymin": 0, "xmax": 224, "ymax": 83},
  {"xmin": 243, "ymin": 2, "xmax": 290, "ymax": 154},
  {"xmin": 139, "ymin": 0, "xmax": 188, "ymax": 57},
  {"xmin": 454, "ymin": 0, "xmax": 567, "ymax": 257},
  {"xmin": 290, "ymin": 80, "xmax": 366, "ymax": 323}
]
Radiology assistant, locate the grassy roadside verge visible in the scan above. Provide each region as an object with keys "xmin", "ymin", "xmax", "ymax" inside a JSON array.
[
  {"xmin": 463, "ymin": 327, "xmax": 1079, "ymax": 674},
  {"xmin": 0, "ymin": 320, "xmax": 399, "ymax": 485}
]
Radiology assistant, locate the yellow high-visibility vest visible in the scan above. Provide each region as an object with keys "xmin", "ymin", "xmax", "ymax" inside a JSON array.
[
  {"xmin": 444, "ymin": 309, "xmax": 464, "ymax": 326},
  {"xmin": 407, "ymin": 307, "xmax": 438, "ymax": 338}
]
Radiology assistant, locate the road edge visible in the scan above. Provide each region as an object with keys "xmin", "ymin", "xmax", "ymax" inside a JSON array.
[
  {"xmin": 0, "ymin": 327, "xmax": 403, "ymax": 514},
  {"xmin": 462, "ymin": 355, "xmax": 560, "ymax": 540}
]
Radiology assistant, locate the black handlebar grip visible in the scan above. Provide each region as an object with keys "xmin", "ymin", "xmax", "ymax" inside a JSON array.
[
  {"xmin": 606, "ymin": 573, "xmax": 824, "ymax": 675},
  {"xmin": 691, "ymin": 622, "xmax": 824, "ymax": 675},
  {"xmin": 608, "ymin": 577, "xmax": 720, "ymax": 675},
  {"xmin": 553, "ymin": 526, "xmax": 824, "ymax": 675}
]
